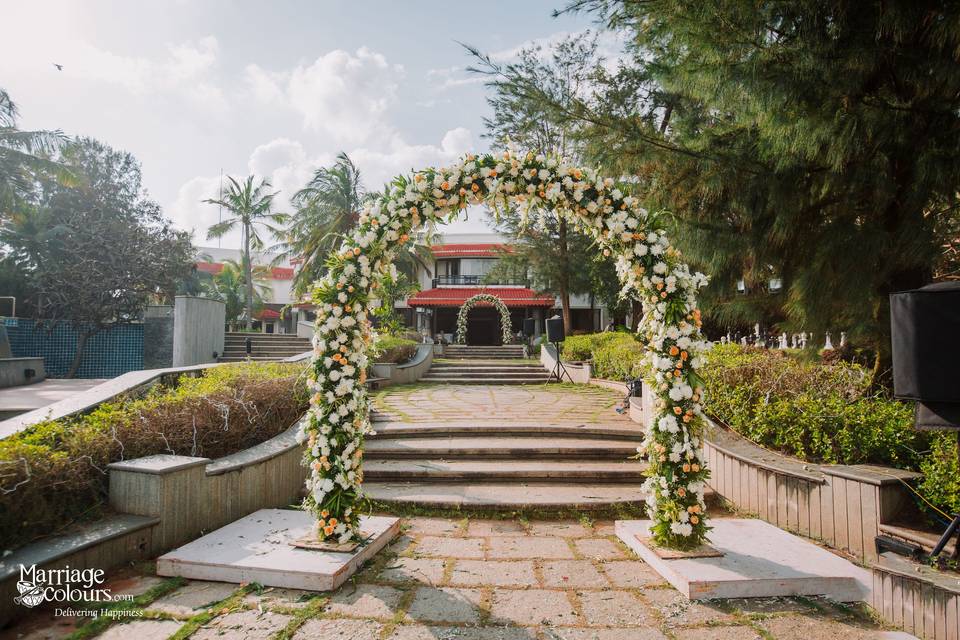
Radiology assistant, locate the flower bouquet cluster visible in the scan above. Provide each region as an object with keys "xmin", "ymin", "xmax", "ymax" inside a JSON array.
[
  {"xmin": 454, "ymin": 292, "xmax": 513, "ymax": 345},
  {"xmin": 299, "ymin": 150, "xmax": 710, "ymax": 548}
]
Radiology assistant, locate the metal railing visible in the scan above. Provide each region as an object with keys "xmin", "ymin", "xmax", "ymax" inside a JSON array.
[{"xmin": 432, "ymin": 275, "xmax": 529, "ymax": 287}]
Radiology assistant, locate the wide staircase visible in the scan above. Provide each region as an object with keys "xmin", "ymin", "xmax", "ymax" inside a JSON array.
[
  {"xmin": 421, "ymin": 344, "xmax": 553, "ymax": 385},
  {"xmin": 362, "ymin": 384, "xmax": 651, "ymax": 510},
  {"xmin": 219, "ymin": 333, "xmax": 312, "ymax": 362}
]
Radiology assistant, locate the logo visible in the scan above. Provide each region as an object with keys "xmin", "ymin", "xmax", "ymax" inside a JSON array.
[{"xmin": 13, "ymin": 565, "xmax": 132, "ymax": 609}]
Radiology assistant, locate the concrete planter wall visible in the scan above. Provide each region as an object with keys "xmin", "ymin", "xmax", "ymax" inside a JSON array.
[
  {"xmin": 0, "ymin": 357, "xmax": 44, "ymax": 389},
  {"xmin": 0, "ymin": 417, "xmax": 308, "ymax": 626},
  {"xmin": 172, "ymin": 296, "xmax": 225, "ymax": 366},
  {"xmin": 372, "ymin": 344, "xmax": 434, "ymax": 387}
]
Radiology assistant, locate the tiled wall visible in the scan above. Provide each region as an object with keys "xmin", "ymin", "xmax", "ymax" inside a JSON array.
[{"xmin": 7, "ymin": 318, "xmax": 144, "ymax": 378}]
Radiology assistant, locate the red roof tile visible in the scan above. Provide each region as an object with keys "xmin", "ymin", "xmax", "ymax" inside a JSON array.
[
  {"xmin": 431, "ymin": 243, "xmax": 510, "ymax": 258},
  {"xmin": 194, "ymin": 262, "xmax": 294, "ymax": 280},
  {"xmin": 407, "ymin": 287, "xmax": 554, "ymax": 308}
]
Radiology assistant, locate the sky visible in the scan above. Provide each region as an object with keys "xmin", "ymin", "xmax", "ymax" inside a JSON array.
[{"xmin": 1, "ymin": 1, "xmax": 606, "ymax": 249}]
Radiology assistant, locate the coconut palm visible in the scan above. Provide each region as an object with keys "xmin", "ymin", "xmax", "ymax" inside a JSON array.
[
  {"xmin": 280, "ymin": 152, "xmax": 365, "ymax": 299},
  {"xmin": 0, "ymin": 88, "xmax": 70, "ymax": 212},
  {"xmin": 205, "ymin": 259, "xmax": 273, "ymax": 330},
  {"xmin": 205, "ymin": 176, "xmax": 286, "ymax": 330}
]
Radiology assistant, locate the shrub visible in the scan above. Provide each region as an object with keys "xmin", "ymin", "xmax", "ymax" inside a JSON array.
[
  {"xmin": 373, "ymin": 335, "xmax": 418, "ymax": 364},
  {"xmin": 0, "ymin": 361, "xmax": 309, "ymax": 551},
  {"xmin": 702, "ymin": 344, "xmax": 925, "ymax": 468},
  {"xmin": 560, "ymin": 332, "xmax": 645, "ymax": 380}
]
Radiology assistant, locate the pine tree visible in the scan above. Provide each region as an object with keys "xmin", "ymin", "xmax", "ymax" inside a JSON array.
[{"xmin": 536, "ymin": 0, "xmax": 960, "ymax": 382}]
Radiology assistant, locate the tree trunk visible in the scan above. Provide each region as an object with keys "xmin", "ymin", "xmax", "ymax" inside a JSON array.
[
  {"xmin": 558, "ymin": 219, "xmax": 573, "ymax": 332},
  {"xmin": 631, "ymin": 300, "xmax": 643, "ymax": 332},
  {"xmin": 66, "ymin": 329, "xmax": 90, "ymax": 379},
  {"xmin": 243, "ymin": 221, "xmax": 254, "ymax": 332}
]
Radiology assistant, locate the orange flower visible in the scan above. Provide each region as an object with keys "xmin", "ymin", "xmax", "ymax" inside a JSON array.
[
  {"xmin": 459, "ymin": 187, "xmax": 467, "ymax": 195},
  {"xmin": 673, "ymin": 406, "xmax": 682, "ymax": 415},
  {"xmin": 680, "ymin": 351, "xmax": 688, "ymax": 360},
  {"xmin": 669, "ymin": 346, "xmax": 679, "ymax": 356},
  {"xmin": 691, "ymin": 515, "xmax": 699, "ymax": 524},
  {"xmin": 691, "ymin": 464, "xmax": 700, "ymax": 472},
  {"xmin": 471, "ymin": 183, "xmax": 480, "ymax": 192},
  {"xmin": 329, "ymin": 518, "xmax": 338, "ymax": 527},
  {"xmin": 321, "ymin": 510, "xmax": 329, "ymax": 518},
  {"xmin": 324, "ymin": 525, "xmax": 335, "ymax": 536},
  {"xmin": 489, "ymin": 170, "xmax": 497, "ymax": 177},
  {"xmin": 441, "ymin": 181, "xmax": 450, "ymax": 190},
  {"xmin": 353, "ymin": 247, "xmax": 361, "ymax": 256},
  {"xmin": 673, "ymin": 370, "xmax": 681, "ymax": 377},
  {"xmin": 677, "ymin": 488, "xmax": 686, "ymax": 497},
  {"xmin": 682, "ymin": 463, "xmax": 691, "ymax": 473}
]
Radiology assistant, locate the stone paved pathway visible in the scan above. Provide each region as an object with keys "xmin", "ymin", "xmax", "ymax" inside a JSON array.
[
  {"xmin": 372, "ymin": 383, "xmax": 634, "ymax": 426},
  {"xmin": 9, "ymin": 517, "xmax": 905, "ymax": 640}
]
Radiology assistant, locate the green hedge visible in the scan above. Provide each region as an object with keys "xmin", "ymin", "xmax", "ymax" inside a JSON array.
[
  {"xmin": 0, "ymin": 362, "xmax": 309, "ymax": 551},
  {"xmin": 561, "ymin": 332, "xmax": 644, "ymax": 380},
  {"xmin": 373, "ymin": 335, "xmax": 418, "ymax": 364},
  {"xmin": 702, "ymin": 344, "xmax": 924, "ymax": 468}
]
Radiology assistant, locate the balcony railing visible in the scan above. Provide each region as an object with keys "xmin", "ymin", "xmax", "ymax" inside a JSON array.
[{"xmin": 432, "ymin": 275, "xmax": 529, "ymax": 287}]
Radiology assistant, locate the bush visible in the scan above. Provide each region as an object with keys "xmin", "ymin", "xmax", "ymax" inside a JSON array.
[
  {"xmin": 702, "ymin": 344, "xmax": 925, "ymax": 468},
  {"xmin": 373, "ymin": 335, "xmax": 418, "ymax": 364},
  {"xmin": 0, "ymin": 361, "xmax": 309, "ymax": 551},
  {"xmin": 560, "ymin": 332, "xmax": 644, "ymax": 380}
]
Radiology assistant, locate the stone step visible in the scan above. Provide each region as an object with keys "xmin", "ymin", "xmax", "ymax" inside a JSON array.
[
  {"xmin": 369, "ymin": 422, "xmax": 642, "ymax": 440},
  {"xmin": 364, "ymin": 436, "xmax": 638, "ymax": 460},
  {"xmin": 430, "ymin": 364, "xmax": 544, "ymax": 371},
  {"xmin": 364, "ymin": 459, "xmax": 648, "ymax": 482},
  {"xmin": 363, "ymin": 481, "xmax": 648, "ymax": 510},
  {"xmin": 423, "ymin": 371, "xmax": 551, "ymax": 379},
  {"xmin": 419, "ymin": 377, "xmax": 554, "ymax": 385},
  {"xmin": 218, "ymin": 356, "xmax": 292, "ymax": 362}
]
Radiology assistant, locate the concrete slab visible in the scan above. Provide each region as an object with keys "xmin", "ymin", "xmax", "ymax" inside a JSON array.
[
  {"xmin": 616, "ymin": 519, "xmax": 872, "ymax": 601},
  {"xmin": 156, "ymin": 509, "xmax": 399, "ymax": 591}
]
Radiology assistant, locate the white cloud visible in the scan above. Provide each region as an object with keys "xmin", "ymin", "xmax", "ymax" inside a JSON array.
[
  {"xmin": 169, "ymin": 127, "xmax": 477, "ymax": 248},
  {"xmin": 244, "ymin": 47, "xmax": 403, "ymax": 145}
]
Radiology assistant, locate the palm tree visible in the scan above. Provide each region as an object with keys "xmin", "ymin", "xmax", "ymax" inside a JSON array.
[
  {"xmin": 280, "ymin": 152, "xmax": 365, "ymax": 299},
  {"xmin": 0, "ymin": 88, "xmax": 70, "ymax": 212},
  {"xmin": 205, "ymin": 259, "xmax": 273, "ymax": 330},
  {"xmin": 205, "ymin": 176, "xmax": 286, "ymax": 330}
]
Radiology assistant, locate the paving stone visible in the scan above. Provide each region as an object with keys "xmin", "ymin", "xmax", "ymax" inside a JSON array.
[
  {"xmin": 759, "ymin": 614, "xmax": 888, "ymax": 639},
  {"xmin": 467, "ymin": 519, "xmax": 527, "ymax": 537},
  {"xmin": 449, "ymin": 560, "xmax": 537, "ymax": 587},
  {"xmin": 406, "ymin": 517, "xmax": 463, "ymax": 536},
  {"xmin": 640, "ymin": 587, "xmax": 735, "ymax": 627},
  {"xmin": 678, "ymin": 626, "xmax": 763, "ymax": 639},
  {"xmin": 148, "ymin": 580, "xmax": 239, "ymax": 615},
  {"xmin": 191, "ymin": 609, "xmax": 291, "ymax": 640},
  {"xmin": 540, "ymin": 560, "xmax": 608, "ymax": 588},
  {"xmin": 600, "ymin": 560, "xmax": 663, "ymax": 588},
  {"xmin": 541, "ymin": 628, "xmax": 667, "ymax": 640},
  {"xmin": 326, "ymin": 583, "xmax": 404, "ymax": 619},
  {"xmin": 292, "ymin": 618, "xmax": 382, "ymax": 640},
  {"xmin": 406, "ymin": 587, "xmax": 484, "ymax": 624},
  {"xmin": 243, "ymin": 587, "xmax": 320, "ymax": 610},
  {"xmin": 8, "ymin": 611, "xmax": 85, "ymax": 639},
  {"xmin": 489, "ymin": 588, "xmax": 578, "ymax": 627},
  {"xmin": 487, "ymin": 536, "xmax": 573, "ymax": 559},
  {"xmin": 574, "ymin": 538, "xmax": 627, "ymax": 560},
  {"xmin": 416, "ymin": 536, "xmax": 485, "ymax": 559},
  {"xmin": 387, "ymin": 625, "xmax": 539, "ymax": 639},
  {"xmin": 388, "ymin": 534, "xmax": 416, "ymax": 554},
  {"xmin": 591, "ymin": 521, "xmax": 617, "ymax": 536},
  {"xmin": 375, "ymin": 557, "xmax": 447, "ymax": 585},
  {"xmin": 527, "ymin": 521, "xmax": 594, "ymax": 538},
  {"xmin": 577, "ymin": 590, "xmax": 654, "ymax": 627},
  {"xmin": 101, "ymin": 574, "xmax": 167, "ymax": 599},
  {"xmin": 94, "ymin": 620, "xmax": 185, "ymax": 640}
]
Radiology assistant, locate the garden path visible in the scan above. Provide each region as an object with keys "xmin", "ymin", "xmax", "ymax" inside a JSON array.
[{"xmin": 13, "ymin": 516, "xmax": 904, "ymax": 639}]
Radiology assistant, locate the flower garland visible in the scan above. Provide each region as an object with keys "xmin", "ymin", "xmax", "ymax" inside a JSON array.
[
  {"xmin": 454, "ymin": 293, "xmax": 513, "ymax": 345},
  {"xmin": 298, "ymin": 150, "xmax": 711, "ymax": 549}
]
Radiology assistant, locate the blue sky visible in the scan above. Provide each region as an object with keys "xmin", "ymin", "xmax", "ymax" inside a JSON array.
[{"xmin": 2, "ymin": 1, "xmax": 606, "ymax": 247}]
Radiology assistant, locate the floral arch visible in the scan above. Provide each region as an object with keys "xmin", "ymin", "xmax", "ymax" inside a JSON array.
[
  {"xmin": 455, "ymin": 292, "xmax": 513, "ymax": 345},
  {"xmin": 298, "ymin": 151, "xmax": 711, "ymax": 549}
]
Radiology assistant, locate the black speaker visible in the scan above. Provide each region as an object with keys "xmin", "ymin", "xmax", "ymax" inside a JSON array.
[
  {"xmin": 523, "ymin": 318, "xmax": 536, "ymax": 337},
  {"xmin": 891, "ymin": 282, "xmax": 960, "ymax": 403},
  {"xmin": 546, "ymin": 316, "xmax": 564, "ymax": 343}
]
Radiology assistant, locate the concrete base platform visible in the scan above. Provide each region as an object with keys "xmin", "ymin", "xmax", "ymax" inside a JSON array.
[
  {"xmin": 157, "ymin": 509, "xmax": 399, "ymax": 591},
  {"xmin": 616, "ymin": 518, "xmax": 872, "ymax": 601}
]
